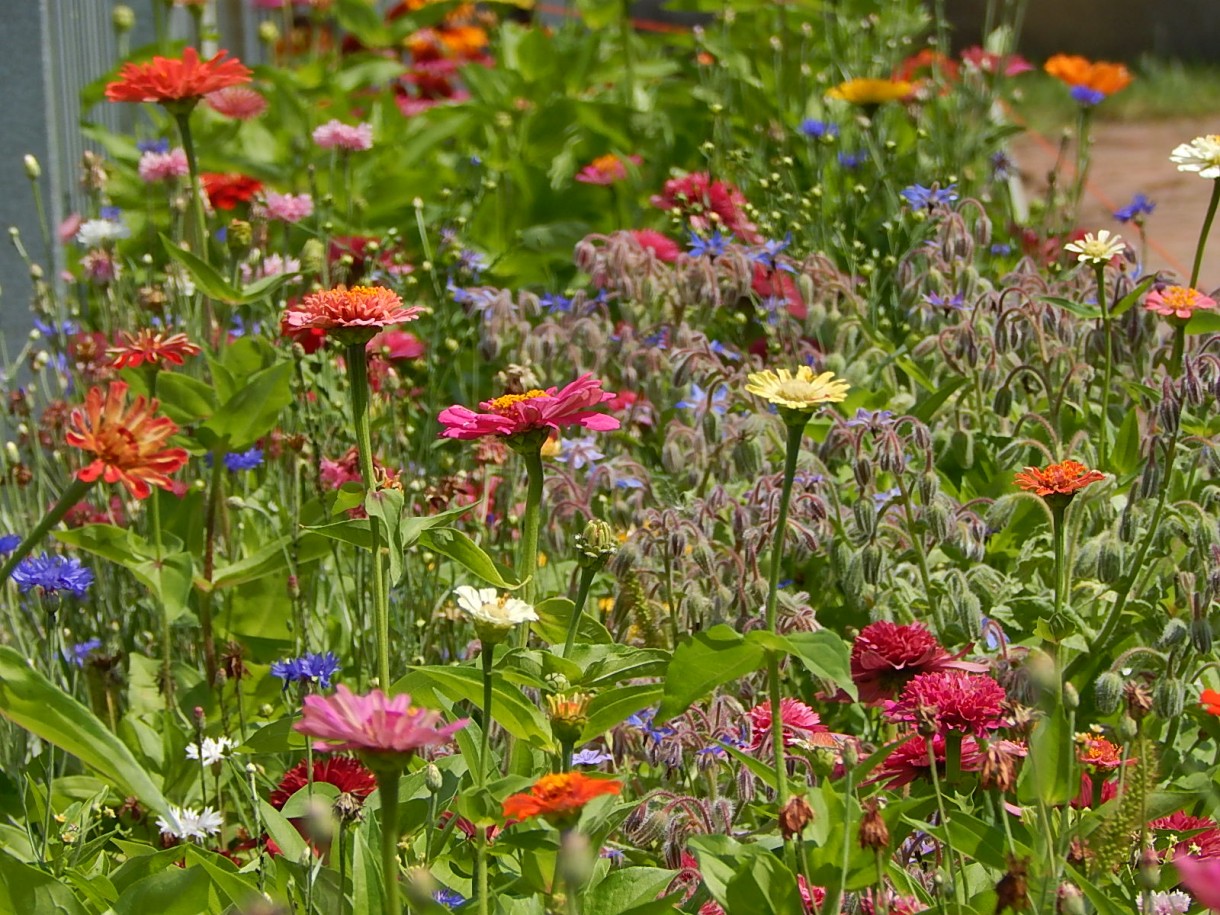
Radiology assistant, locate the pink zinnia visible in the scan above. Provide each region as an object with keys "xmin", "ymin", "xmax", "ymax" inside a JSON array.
[
  {"xmin": 745, "ymin": 698, "xmax": 830, "ymax": 753},
  {"xmin": 138, "ymin": 148, "xmax": 189, "ymax": 183},
  {"xmin": 437, "ymin": 374, "xmax": 621, "ymax": 441},
  {"xmin": 280, "ymin": 285, "xmax": 421, "ymax": 346},
  {"xmin": 313, "ymin": 119, "xmax": 374, "ymax": 152},
  {"xmin": 264, "ymin": 192, "xmax": 314, "ymax": 223},
  {"xmin": 205, "ymin": 86, "xmax": 267, "ymax": 120},
  {"xmin": 367, "ymin": 328, "xmax": 425, "ymax": 361},
  {"xmin": 576, "ymin": 154, "xmax": 642, "ymax": 185},
  {"xmin": 1145, "ymin": 285, "xmax": 1217, "ymax": 320},
  {"xmin": 869, "ymin": 734, "xmax": 988, "ymax": 789},
  {"xmin": 630, "ymin": 229, "xmax": 681, "ymax": 263},
  {"xmin": 850, "ymin": 620, "xmax": 986, "ymax": 704},
  {"xmin": 1175, "ymin": 855, "xmax": 1220, "ymax": 910},
  {"xmin": 295, "ymin": 685, "xmax": 468, "ymax": 759},
  {"xmin": 883, "ymin": 670, "xmax": 1007, "ymax": 737},
  {"xmin": 650, "ymin": 171, "xmax": 760, "ymax": 242},
  {"xmin": 1153, "ymin": 812, "xmax": 1220, "ymax": 861}
]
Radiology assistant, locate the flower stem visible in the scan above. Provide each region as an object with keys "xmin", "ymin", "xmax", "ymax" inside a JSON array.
[
  {"xmin": 1095, "ymin": 263, "xmax": 1113, "ymax": 470},
  {"xmin": 199, "ymin": 453, "xmax": 225, "ymax": 688},
  {"xmin": 562, "ymin": 566, "xmax": 596, "ymax": 658},
  {"xmin": 1190, "ymin": 179, "xmax": 1220, "ymax": 290},
  {"xmin": 0, "ymin": 476, "xmax": 92, "ymax": 587},
  {"xmin": 479, "ymin": 646, "xmax": 495, "ymax": 786},
  {"xmin": 1170, "ymin": 323, "xmax": 1186, "ymax": 378},
  {"xmin": 173, "ymin": 111, "xmax": 210, "ymax": 269},
  {"xmin": 516, "ymin": 446, "xmax": 545, "ymax": 646},
  {"xmin": 346, "ymin": 343, "xmax": 390, "ymax": 688},
  {"xmin": 376, "ymin": 770, "xmax": 400, "ymax": 915}
]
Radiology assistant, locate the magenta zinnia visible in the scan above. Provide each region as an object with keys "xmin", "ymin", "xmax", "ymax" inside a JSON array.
[
  {"xmin": 437, "ymin": 374, "xmax": 621, "ymax": 440},
  {"xmin": 850, "ymin": 620, "xmax": 986, "ymax": 704},
  {"xmin": 883, "ymin": 670, "xmax": 1008, "ymax": 737},
  {"xmin": 294, "ymin": 685, "xmax": 468, "ymax": 760},
  {"xmin": 745, "ymin": 698, "xmax": 831, "ymax": 753}
]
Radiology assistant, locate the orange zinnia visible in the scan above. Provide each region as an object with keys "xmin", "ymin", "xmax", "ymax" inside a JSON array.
[
  {"xmin": 65, "ymin": 382, "xmax": 189, "ymax": 500},
  {"xmin": 1014, "ymin": 460, "xmax": 1105, "ymax": 500},
  {"xmin": 280, "ymin": 285, "xmax": 422, "ymax": 346},
  {"xmin": 1043, "ymin": 54, "xmax": 1132, "ymax": 97},
  {"xmin": 1203, "ymin": 688, "xmax": 1220, "ymax": 716},
  {"xmin": 501, "ymin": 772, "xmax": 622, "ymax": 826},
  {"xmin": 105, "ymin": 47, "xmax": 252, "ymax": 107},
  {"xmin": 108, "ymin": 329, "xmax": 201, "ymax": 370}
]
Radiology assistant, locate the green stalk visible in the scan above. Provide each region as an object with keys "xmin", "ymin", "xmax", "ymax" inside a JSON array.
[
  {"xmin": 1095, "ymin": 263, "xmax": 1113, "ymax": 469},
  {"xmin": 346, "ymin": 342, "xmax": 390, "ymax": 688},
  {"xmin": 562, "ymin": 566, "xmax": 596, "ymax": 657},
  {"xmin": 377, "ymin": 770, "xmax": 400, "ymax": 915},
  {"xmin": 927, "ymin": 739, "xmax": 965, "ymax": 913},
  {"xmin": 172, "ymin": 111, "xmax": 210, "ymax": 268},
  {"xmin": 1190, "ymin": 179, "xmax": 1220, "ymax": 290},
  {"xmin": 479, "ymin": 646, "xmax": 495, "ymax": 786},
  {"xmin": 516, "ymin": 446, "xmax": 546, "ymax": 646},
  {"xmin": 199, "ymin": 454, "xmax": 225, "ymax": 689},
  {"xmin": 1170, "ymin": 323, "xmax": 1186, "ymax": 378},
  {"xmin": 0, "ymin": 476, "xmax": 92, "ymax": 587},
  {"xmin": 1051, "ymin": 504, "xmax": 1067, "ymax": 623}
]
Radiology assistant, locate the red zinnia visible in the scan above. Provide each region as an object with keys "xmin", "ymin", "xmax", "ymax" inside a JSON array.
[
  {"xmin": 650, "ymin": 172, "xmax": 760, "ymax": 242},
  {"xmin": 1151, "ymin": 811, "xmax": 1220, "ymax": 861},
  {"xmin": 869, "ymin": 734, "xmax": 1009, "ymax": 790},
  {"xmin": 268, "ymin": 756, "xmax": 377, "ymax": 810},
  {"xmin": 883, "ymin": 670, "xmax": 1008, "ymax": 737},
  {"xmin": 745, "ymin": 698, "xmax": 832, "ymax": 754},
  {"xmin": 1014, "ymin": 460, "xmax": 1105, "ymax": 500},
  {"xmin": 105, "ymin": 47, "xmax": 252, "ymax": 106},
  {"xmin": 437, "ymin": 375, "xmax": 621, "ymax": 441},
  {"xmin": 108, "ymin": 329, "xmax": 201, "ymax": 369},
  {"xmin": 366, "ymin": 329, "xmax": 425, "ymax": 361},
  {"xmin": 201, "ymin": 172, "xmax": 264, "ymax": 211},
  {"xmin": 629, "ymin": 229, "xmax": 681, "ymax": 263},
  {"xmin": 501, "ymin": 772, "xmax": 621, "ymax": 827},
  {"xmin": 280, "ymin": 285, "xmax": 421, "ymax": 347},
  {"xmin": 65, "ymin": 381, "xmax": 189, "ymax": 499},
  {"xmin": 1203, "ymin": 688, "xmax": 1220, "ymax": 716},
  {"xmin": 850, "ymin": 620, "xmax": 986, "ymax": 704}
]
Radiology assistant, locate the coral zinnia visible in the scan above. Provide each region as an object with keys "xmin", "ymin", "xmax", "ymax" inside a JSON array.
[
  {"xmin": 268, "ymin": 756, "xmax": 377, "ymax": 810},
  {"xmin": 204, "ymin": 86, "xmax": 267, "ymax": 120},
  {"xmin": 437, "ymin": 375, "xmax": 620, "ymax": 441},
  {"xmin": 850, "ymin": 620, "xmax": 986, "ymax": 704},
  {"xmin": 826, "ymin": 77, "xmax": 914, "ymax": 106},
  {"xmin": 294, "ymin": 685, "xmax": 468, "ymax": 768},
  {"xmin": 1203, "ymin": 688, "xmax": 1220, "ymax": 716},
  {"xmin": 105, "ymin": 47, "xmax": 252, "ymax": 108},
  {"xmin": 65, "ymin": 382, "xmax": 189, "ymax": 499},
  {"xmin": 576, "ymin": 154, "xmax": 641, "ymax": 185},
  {"xmin": 108, "ymin": 329, "xmax": 201, "ymax": 369},
  {"xmin": 1014, "ymin": 460, "xmax": 1105, "ymax": 502},
  {"xmin": 1145, "ymin": 285, "xmax": 1217, "ymax": 320},
  {"xmin": 201, "ymin": 172, "xmax": 264, "ymax": 211},
  {"xmin": 1044, "ymin": 54, "xmax": 1132, "ymax": 98},
  {"xmin": 745, "ymin": 698, "xmax": 832, "ymax": 754},
  {"xmin": 501, "ymin": 772, "xmax": 622, "ymax": 826},
  {"xmin": 280, "ymin": 285, "xmax": 421, "ymax": 347},
  {"xmin": 883, "ymin": 670, "xmax": 1008, "ymax": 737},
  {"xmin": 745, "ymin": 366, "xmax": 850, "ymax": 413}
]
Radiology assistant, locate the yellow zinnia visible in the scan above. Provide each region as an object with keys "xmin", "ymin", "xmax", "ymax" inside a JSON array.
[
  {"xmin": 826, "ymin": 78, "xmax": 913, "ymax": 107},
  {"xmin": 746, "ymin": 367, "xmax": 850, "ymax": 412}
]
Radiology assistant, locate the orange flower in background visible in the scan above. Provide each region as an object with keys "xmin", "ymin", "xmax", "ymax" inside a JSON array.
[
  {"xmin": 502, "ymin": 772, "xmax": 622, "ymax": 826},
  {"xmin": 108, "ymin": 330, "xmax": 201, "ymax": 370},
  {"xmin": 1044, "ymin": 54, "xmax": 1132, "ymax": 97},
  {"xmin": 65, "ymin": 382, "xmax": 189, "ymax": 499},
  {"xmin": 894, "ymin": 48, "xmax": 959, "ymax": 85},
  {"xmin": 1014, "ymin": 460, "xmax": 1105, "ymax": 499},
  {"xmin": 1203, "ymin": 688, "xmax": 1220, "ymax": 716},
  {"xmin": 105, "ymin": 47, "xmax": 252, "ymax": 107}
]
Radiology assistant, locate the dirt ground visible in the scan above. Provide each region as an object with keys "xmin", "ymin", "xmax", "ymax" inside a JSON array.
[{"xmin": 1012, "ymin": 117, "xmax": 1220, "ymax": 290}]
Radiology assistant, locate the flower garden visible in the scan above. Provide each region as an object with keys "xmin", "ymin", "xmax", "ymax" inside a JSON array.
[{"xmin": 5, "ymin": 0, "xmax": 1220, "ymax": 912}]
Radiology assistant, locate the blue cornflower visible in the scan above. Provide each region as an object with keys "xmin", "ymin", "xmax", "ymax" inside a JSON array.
[
  {"xmin": 0, "ymin": 534, "xmax": 21, "ymax": 554},
  {"xmin": 32, "ymin": 318, "xmax": 78, "ymax": 337},
  {"xmin": 844, "ymin": 408, "xmax": 895, "ymax": 429},
  {"xmin": 99, "ymin": 205, "xmax": 122, "ymax": 221},
  {"xmin": 229, "ymin": 314, "xmax": 261, "ymax": 338},
  {"xmin": 1070, "ymin": 85, "xmax": 1106, "ymax": 107},
  {"xmin": 539, "ymin": 292, "xmax": 573, "ymax": 314},
  {"xmin": 65, "ymin": 638, "xmax": 102, "ymax": 668},
  {"xmin": 687, "ymin": 230, "xmax": 732, "ymax": 258},
  {"xmin": 571, "ymin": 748, "xmax": 613, "ymax": 766},
  {"xmin": 271, "ymin": 651, "xmax": 341, "ymax": 689},
  {"xmin": 989, "ymin": 243, "xmax": 1013, "ymax": 256},
  {"xmin": 137, "ymin": 138, "xmax": 171, "ymax": 154},
  {"xmin": 457, "ymin": 248, "xmax": 487, "ymax": 279},
  {"xmin": 837, "ymin": 151, "xmax": 866, "ymax": 170},
  {"xmin": 676, "ymin": 383, "xmax": 729, "ymax": 415},
  {"xmin": 434, "ymin": 889, "xmax": 465, "ymax": 909},
  {"xmin": 748, "ymin": 233, "xmax": 796, "ymax": 272},
  {"xmin": 12, "ymin": 553, "xmax": 94, "ymax": 598},
  {"xmin": 923, "ymin": 292, "xmax": 966, "ymax": 310},
  {"xmin": 708, "ymin": 340, "xmax": 741, "ymax": 361},
  {"xmin": 626, "ymin": 708, "xmax": 674, "ymax": 743},
  {"xmin": 223, "ymin": 448, "xmax": 264, "ymax": 472},
  {"xmin": 1114, "ymin": 193, "xmax": 1156, "ymax": 223},
  {"xmin": 614, "ymin": 477, "xmax": 644, "ymax": 490},
  {"xmin": 900, "ymin": 183, "xmax": 959, "ymax": 210},
  {"xmin": 798, "ymin": 119, "xmax": 838, "ymax": 140},
  {"xmin": 989, "ymin": 152, "xmax": 1015, "ymax": 181}
]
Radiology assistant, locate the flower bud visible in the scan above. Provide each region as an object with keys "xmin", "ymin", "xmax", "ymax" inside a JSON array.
[
  {"xmin": 732, "ymin": 436, "xmax": 764, "ymax": 477},
  {"xmin": 1153, "ymin": 678, "xmax": 1184, "ymax": 718},
  {"xmin": 1156, "ymin": 618, "xmax": 1189, "ymax": 650},
  {"xmin": 852, "ymin": 498, "xmax": 876, "ymax": 540},
  {"xmin": 1057, "ymin": 883, "xmax": 1086, "ymax": 915},
  {"xmin": 226, "ymin": 219, "xmax": 252, "ymax": 255},
  {"xmin": 810, "ymin": 746, "xmax": 837, "ymax": 777},
  {"xmin": 1117, "ymin": 714, "xmax": 1139, "ymax": 744},
  {"xmin": 574, "ymin": 519, "xmax": 616, "ymax": 571},
  {"xmin": 300, "ymin": 238, "xmax": 325, "ymax": 275},
  {"xmin": 23, "ymin": 155, "xmax": 40, "ymax": 180},
  {"xmin": 1192, "ymin": 614, "xmax": 1214, "ymax": 655},
  {"xmin": 860, "ymin": 544, "xmax": 882, "ymax": 585},
  {"xmin": 1093, "ymin": 671, "xmax": 1124, "ymax": 715},
  {"xmin": 112, "ymin": 4, "xmax": 135, "ymax": 32},
  {"xmin": 258, "ymin": 21, "xmax": 281, "ymax": 44},
  {"xmin": 1096, "ymin": 536, "xmax": 1124, "ymax": 583},
  {"xmin": 1062, "ymin": 682, "xmax": 1079, "ymax": 712},
  {"xmin": 424, "ymin": 763, "xmax": 444, "ymax": 794},
  {"xmin": 546, "ymin": 692, "xmax": 592, "ymax": 745}
]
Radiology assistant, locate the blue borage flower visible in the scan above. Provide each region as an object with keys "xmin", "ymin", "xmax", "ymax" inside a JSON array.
[
  {"xmin": 626, "ymin": 708, "xmax": 674, "ymax": 743},
  {"xmin": 12, "ymin": 553, "xmax": 94, "ymax": 598},
  {"xmin": 434, "ymin": 889, "xmax": 465, "ymax": 909},
  {"xmin": 748, "ymin": 233, "xmax": 796, "ymax": 272},
  {"xmin": 900, "ymin": 183, "xmax": 959, "ymax": 210},
  {"xmin": 844, "ymin": 407, "xmax": 896, "ymax": 429},
  {"xmin": 271, "ymin": 651, "xmax": 341, "ymax": 689},
  {"xmin": 686, "ymin": 229, "xmax": 732, "ymax": 259},
  {"xmin": 0, "ymin": 533, "xmax": 21, "ymax": 554},
  {"xmin": 1114, "ymin": 193, "xmax": 1156, "ymax": 223},
  {"xmin": 65, "ymin": 638, "xmax": 102, "ymax": 668},
  {"xmin": 1070, "ymin": 85, "xmax": 1106, "ymax": 107},
  {"xmin": 923, "ymin": 292, "xmax": 966, "ymax": 310},
  {"xmin": 539, "ymin": 292, "xmax": 573, "ymax": 314},
  {"xmin": 558, "ymin": 436, "xmax": 604, "ymax": 470},
  {"xmin": 571, "ymin": 748, "xmax": 613, "ymax": 766},
  {"xmin": 676, "ymin": 383, "xmax": 729, "ymax": 415},
  {"xmin": 798, "ymin": 118, "xmax": 838, "ymax": 140}
]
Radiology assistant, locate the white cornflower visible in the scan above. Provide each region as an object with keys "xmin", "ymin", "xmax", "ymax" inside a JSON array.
[
  {"xmin": 186, "ymin": 736, "xmax": 236, "ymax": 767},
  {"xmin": 1170, "ymin": 134, "xmax": 1220, "ymax": 179},
  {"xmin": 155, "ymin": 805, "xmax": 223, "ymax": 842},
  {"xmin": 75, "ymin": 218, "xmax": 130, "ymax": 248},
  {"xmin": 453, "ymin": 586, "xmax": 538, "ymax": 631},
  {"xmin": 1063, "ymin": 229, "xmax": 1125, "ymax": 265}
]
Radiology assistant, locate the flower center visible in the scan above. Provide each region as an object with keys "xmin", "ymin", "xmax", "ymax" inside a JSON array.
[
  {"xmin": 1163, "ymin": 286, "xmax": 1201, "ymax": 311},
  {"xmin": 775, "ymin": 380, "xmax": 818, "ymax": 402},
  {"xmin": 90, "ymin": 426, "xmax": 141, "ymax": 466},
  {"xmin": 486, "ymin": 390, "xmax": 547, "ymax": 413}
]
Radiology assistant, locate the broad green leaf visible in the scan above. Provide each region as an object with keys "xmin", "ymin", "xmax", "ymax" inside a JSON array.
[
  {"xmin": 260, "ymin": 799, "xmax": 308, "ymax": 863},
  {"xmin": 1041, "ymin": 295, "xmax": 1101, "ymax": 320},
  {"xmin": 182, "ymin": 847, "xmax": 261, "ymax": 908},
  {"xmin": 366, "ymin": 486, "xmax": 407, "ymax": 583},
  {"xmin": 160, "ymin": 234, "xmax": 243, "ymax": 303},
  {"xmin": 1018, "ymin": 708, "xmax": 1075, "ymax": 807},
  {"xmin": 583, "ymin": 867, "xmax": 678, "ymax": 915},
  {"xmin": 419, "ymin": 525, "xmax": 520, "ymax": 588},
  {"xmin": 910, "ymin": 377, "xmax": 968, "ymax": 424},
  {"xmin": 656, "ymin": 625, "xmax": 765, "ymax": 720},
  {"xmin": 573, "ymin": 0, "xmax": 621, "ymax": 28},
  {"xmin": 304, "ymin": 517, "xmax": 373, "ymax": 550},
  {"xmin": 581, "ymin": 684, "xmax": 662, "ymax": 741},
  {"xmin": 782, "ymin": 630, "xmax": 856, "ymax": 699},
  {"xmin": 211, "ymin": 533, "xmax": 332, "ymax": 590},
  {"xmin": 154, "ymin": 372, "xmax": 218, "ymax": 425},
  {"xmin": 0, "ymin": 852, "xmax": 89, "ymax": 915},
  {"xmin": 0, "ymin": 647, "xmax": 167, "ymax": 813},
  {"xmin": 576, "ymin": 645, "xmax": 669, "ymax": 688},
  {"xmin": 1187, "ymin": 309, "xmax": 1220, "ymax": 335},
  {"xmin": 352, "ymin": 817, "xmax": 383, "ymax": 915},
  {"xmin": 1110, "ymin": 275, "xmax": 1156, "ymax": 318},
  {"xmin": 390, "ymin": 664, "xmax": 552, "ymax": 747},
  {"xmin": 114, "ymin": 863, "xmax": 214, "ymax": 915},
  {"xmin": 534, "ymin": 596, "xmax": 613, "ymax": 646},
  {"xmin": 198, "ymin": 361, "xmax": 292, "ymax": 451}
]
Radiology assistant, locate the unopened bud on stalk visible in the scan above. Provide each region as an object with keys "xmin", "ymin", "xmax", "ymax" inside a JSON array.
[
  {"xmin": 258, "ymin": 21, "xmax": 280, "ymax": 44},
  {"xmin": 424, "ymin": 763, "xmax": 443, "ymax": 794},
  {"xmin": 1157, "ymin": 618, "xmax": 1189, "ymax": 650},
  {"xmin": 852, "ymin": 498, "xmax": 876, "ymax": 540},
  {"xmin": 1117, "ymin": 714, "xmax": 1139, "ymax": 743},
  {"xmin": 1192, "ymin": 614, "xmax": 1214, "ymax": 654},
  {"xmin": 1153, "ymin": 678, "xmax": 1185, "ymax": 718},
  {"xmin": 860, "ymin": 544, "xmax": 882, "ymax": 585},
  {"xmin": 22, "ymin": 155, "xmax": 40, "ymax": 180},
  {"xmin": 1093, "ymin": 671, "xmax": 1124, "ymax": 715},
  {"xmin": 112, "ymin": 4, "xmax": 135, "ymax": 32},
  {"xmin": 226, "ymin": 219, "xmax": 252, "ymax": 255}
]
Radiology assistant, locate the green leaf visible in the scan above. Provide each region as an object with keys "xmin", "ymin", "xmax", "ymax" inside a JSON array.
[
  {"xmin": 781, "ymin": 630, "xmax": 857, "ymax": 700},
  {"xmin": 182, "ymin": 847, "xmax": 261, "ymax": 908},
  {"xmin": 212, "ymin": 533, "xmax": 332, "ymax": 590},
  {"xmin": 419, "ymin": 526, "xmax": 521, "ymax": 589},
  {"xmin": 910, "ymin": 377, "xmax": 968, "ymax": 424},
  {"xmin": 583, "ymin": 867, "xmax": 678, "ymax": 915},
  {"xmin": 260, "ymin": 799, "xmax": 308, "ymax": 863},
  {"xmin": 390, "ymin": 664, "xmax": 552, "ymax": 747},
  {"xmin": 160, "ymin": 234, "xmax": 243, "ymax": 303},
  {"xmin": 576, "ymin": 645, "xmax": 669, "ymax": 688},
  {"xmin": 0, "ymin": 646, "xmax": 167, "ymax": 813},
  {"xmin": 1186, "ymin": 309, "xmax": 1220, "ymax": 335},
  {"xmin": 0, "ymin": 853, "xmax": 90, "ymax": 914},
  {"xmin": 1018, "ymin": 708, "xmax": 1075, "ymax": 807},
  {"xmin": 1041, "ymin": 295, "xmax": 1102, "ymax": 320},
  {"xmin": 655, "ymin": 625, "xmax": 765, "ymax": 720},
  {"xmin": 198, "ymin": 361, "xmax": 293, "ymax": 451},
  {"xmin": 533, "ymin": 596, "xmax": 613, "ymax": 646},
  {"xmin": 114, "ymin": 864, "xmax": 213, "ymax": 915},
  {"xmin": 1112, "ymin": 407, "xmax": 1142, "ymax": 476},
  {"xmin": 304, "ymin": 517, "xmax": 373, "ymax": 550},
  {"xmin": 581, "ymin": 685, "xmax": 662, "ymax": 741},
  {"xmin": 573, "ymin": 0, "xmax": 621, "ymax": 28},
  {"xmin": 154, "ymin": 372, "xmax": 218, "ymax": 425},
  {"xmin": 366, "ymin": 486, "xmax": 407, "ymax": 583},
  {"xmin": 1110, "ymin": 275, "xmax": 1156, "ymax": 318}
]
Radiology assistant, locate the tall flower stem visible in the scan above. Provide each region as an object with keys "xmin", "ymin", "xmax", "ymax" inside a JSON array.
[
  {"xmin": 376, "ymin": 770, "xmax": 400, "ymax": 915},
  {"xmin": 515, "ymin": 444, "xmax": 546, "ymax": 645},
  {"xmin": 172, "ymin": 111, "xmax": 210, "ymax": 269},
  {"xmin": 479, "ymin": 646, "xmax": 495, "ymax": 786},
  {"xmin": 1190, "ymin": 179, "xmax": 1220, "ymax": 291},
  {"xmin": 926, "ymin": 740, "xmax": 965, "ymax": 913},
  {"xmin": 1051, "ymin": 504, "xmax": 1067, "ymax": 624},
  {"xmin": 1094, "ymin": 263, "xmax": 1113, "ymax": 469},
  {"xmin": 1170, "ymin": 324, "xmax": 1187, "ymax": 378},
  {"xmin": 199, "ymin": 453, "xmax": 225, "ymax": 688},
  {"xmin": 0, "ymin": 477, "xmax": 92, "ymax": 587},
  {"xmin": 763, "ymin": 419, "xmax": 805, "ymax": 812},
  {"xmin": 562, "ymin": 566, "xmax": 597, "ymax": 658},
  {"xmin": 346, "ymin": 342, "xmax": 390, "ymax": 688}
]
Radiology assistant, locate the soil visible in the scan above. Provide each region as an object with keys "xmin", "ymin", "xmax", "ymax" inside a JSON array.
[{"xmin": 1011, "ymin": 117, "xmax": 1220, "ymax": 290}]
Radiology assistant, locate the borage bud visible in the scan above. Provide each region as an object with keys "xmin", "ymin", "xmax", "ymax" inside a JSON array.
[
  {"xmin": 1093, "ymin": 670, "xmax": 1124, "ymax": 715},
  {"xmin": 1192, "ymin": 614, "xmax": 1214, "ymax": 655},
  {"xmin": 1153, "ymin": 678, "xmax": 1184, "ymax": 718},
  {"xmin": 1156, "ymin": 618, "xmax": 1189, "ymax": 650},
  {"xmin": 852, "ymin": 498, "xmax": 876, "ymax": 540}
]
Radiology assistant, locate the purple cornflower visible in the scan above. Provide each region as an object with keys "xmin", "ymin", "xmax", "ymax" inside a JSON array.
[
  {"xmin": 99, "ymin": 205, "xmax": 123, "ymax": 222},
  {"xmin": 0, "ymin": 534, "xmax": 21, "ymax": 554},
  {"xmin": 900, "ymin": 183, "xmax": 959, "ymax": 210},
  {"xmin": 66, "ymin": 638, "xmax": 102, "ymax": 667},
  {"xmin": 687, "ymin": 230, "xmax": 732, "ymax": 259},
  {"xmin": 1114, "ymin": 193, "xmax": 1155, "ymax": 223},
  {"xmin": 12, "ymin": 553, "xmax": 94, "ymax": 598},
  {"xmin": 224, "ymin": 448, "xmax": 264, "ymax": 472},
  {"xmin": 748, "ymin": 233, "xmax": 796, "ymax": 272},
  {"xmin": 798, "ymin": 119, "xmax": 838, "ymax": 140},
  {"xmin": 271, "ymin": 651, "xmax": 341, "ymax": 690},
  {"xmin": 32, "ymin": 318, "xmax": 79, "ymax": 337},
  {"xmin": 1070, "ymin": 85, "xmax": 1106, "ymax": 107}
]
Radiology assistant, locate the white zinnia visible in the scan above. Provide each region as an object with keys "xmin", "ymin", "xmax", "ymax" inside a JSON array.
[
  {"xmin": 1170, "ymin": 134, "xmax": 1220, "ymax": 179},
  {"xmin": 155, "ymin": 804, "xmax": 223, "ymax": 841},
  {"xmin": 454, "ymin": 586, "xmax": 538, "ymax": 629},
  {"xmin": 1063, "ymin": 229, "xmax": 1125, "ymax": 265},
  {"xmin": 75, "ymin": 218, "xmax": 130, "ymax": 248},
  {"xmin": 186, "ymin": 736, "xmax": 235, "ymax": 767}
]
